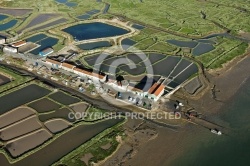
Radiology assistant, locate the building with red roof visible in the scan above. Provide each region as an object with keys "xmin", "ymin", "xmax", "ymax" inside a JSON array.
[
  {"xmin": 61, "ymin": 63, "xmax": 76, "ymax": 72},
  {"xmin": 147, "ymin": 83, "xmax": 165, "ymax": 101},
  {"xmin": 12, "ymin": 41, "xmax": 26, "ymax": 48},
  {"xmin": 46, "ymin": 58, "xmax": 61, "ymax": 69}
]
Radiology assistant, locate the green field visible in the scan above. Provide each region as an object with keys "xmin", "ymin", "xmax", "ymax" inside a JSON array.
[
  {"xmin": 54, "ymin": 125, "xmax": 124, "ymax": 166},
  {"xmin": 1, "ymin": 0, "xmax": 249, "ymax": 68},
  {"xmin": 1, "ymin": 0, "xmax": 103, "ymax": 14},
  {"xmin": 196, "ymin": 37, "xmax": 249, "ymax": 68},
  {"xmin": 0, "ymin": 66, "xmax": 33, "ymax": 95},
  {"xmin": 0, "ymin": 1, "xmax": 250, "ymax": 164},
  {"xmin": 104, "ymin": 0, "xmax": 250, "ymax": 36}
]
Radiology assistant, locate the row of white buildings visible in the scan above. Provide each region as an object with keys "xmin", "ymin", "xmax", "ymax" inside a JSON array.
[
  {"xmin": 45, "ymin": 58, "xmax": 106, "ymax": 82},
  {"xmin": 45, "ymin": 58, "xmax": 165, "ymax": 101}
]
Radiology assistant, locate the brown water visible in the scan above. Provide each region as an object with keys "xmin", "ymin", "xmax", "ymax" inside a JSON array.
[
  {"xmin": 0, "ymin": 118, "xmax": 124, "ymax": 166},
  {"xmin": 171, "ymin": 78, "xmax": 250, "ymax": 166},
  {"xmin": 0, "ymin": 84, "xmax": 51, "ymax": 115}
]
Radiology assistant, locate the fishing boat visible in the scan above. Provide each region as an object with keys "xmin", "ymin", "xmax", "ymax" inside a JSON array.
[{"xmin": 210, "ymin": 129, "xmax": 222, "ymax": 135}]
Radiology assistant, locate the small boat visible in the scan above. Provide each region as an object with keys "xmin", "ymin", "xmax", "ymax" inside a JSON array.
[{"xmin": 210, "ymin": 129, "xmax": 222, "ymax": 135}]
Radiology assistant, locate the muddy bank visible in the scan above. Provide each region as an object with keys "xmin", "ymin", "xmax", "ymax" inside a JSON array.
[
  {"xmin": 0, "ymin": 74, "xmax": 11, "ymax": 86},
  {"xmin": 70, "ymin": 102, "xmax": 89, "ymax": 114},
  {"xmin": 0, "ymin": 84, "xmax": 51, "ymax": 115},
  {"xmin": 1, "ymin": 54, "xmax": 249, "ymax": 165},
  {"xmin": 102, "ymin": 119, "xmax": 157, "ymax": 166},
  {"xmin": 44, "ymin": 119, "xmax": 72, "ymax": 134},
  {"xmin": 187, "ymin": 55, "xmax": 250, "ymax": 115},
  {"xmin": 102, "ymin": 55, "xmax": 250, "ymax": 166},
  {"xmin": 0, "ymin": 107, "xmax": 36, "ymax": 129},
  {"xmin": 6, "ymin": 129, "xmax": 52, "ymax": 158},
  {"xmin": 169, "ymin": 74, "xmax": 250, "ymax": 166},
  {"xmin": 0, "ymin": 63, "xmax": 131, "ymax": 114},
  {"xmin": 0, "ymin": 116, "xmax": 42, "ymax": 141}
]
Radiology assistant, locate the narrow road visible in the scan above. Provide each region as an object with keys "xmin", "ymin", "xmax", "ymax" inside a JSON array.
[{"xmin": 0, "ymin": 62, "xmax": 182, "ymax": 131}]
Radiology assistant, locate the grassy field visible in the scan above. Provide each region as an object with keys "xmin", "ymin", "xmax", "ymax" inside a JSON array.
[
  {"xmin": 147, "ymin": 42, "xmax": 178, "ymax": 53},
  {"xmin": 84, "ymin": 107, "xmax": 108, "ymax": 121},
  {"xmin": 1, "ymin": 0, "xmax": 248, "ymax": 69},
  {"xmin": 104, "ymin": 0, "xmax": 250, "ymax": 36},
  {"xmin": 196, "ymin": 37, "xmax": 249, "ymax": 68},
  {"xmin": 1, "ymin": 0, "xmax": 103, "ymax": 15},
  {"xmin": 133, "ymin": 38, "xmax": 156, "ymax": 50},
  {"xmin": 0, "ymin": 65, "xmax": 33, "ymax": 94},
  {"xmin": 54, "ymin": 124, "xmax": 124, "ymax": 166},
  {"xmin": 130, "ymin": 27, "xmax": 183, "ymax": 54},
  {"xmin": 0, "ymin": 1, "xmax": 249, "ymax": 163},
  {"xmin": 208, "ymin": 42, "xmax": 249, "ymax": 69}
]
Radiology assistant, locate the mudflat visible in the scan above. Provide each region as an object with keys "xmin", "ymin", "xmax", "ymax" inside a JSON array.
[
  {"xmin": 0, "ymin": 116, "xmax": 42, "ymax": 141},
  {"xmin": 102, "ymin": 55, "xmax": 250, "ymax": 166},
  {"xmin": 6, "ymin": 129, "xmax": 52, "ymax": 157},
  {"xmin": 44, "ymin": 118, "xmax": 72, "ymax": 133},
  {"xmin": 0, "ymin": 107, "xmax": 36, "ymax": 129},
  {"xmin": 0, "ymin": 74, "xmax": 10, "ymax": 86}
]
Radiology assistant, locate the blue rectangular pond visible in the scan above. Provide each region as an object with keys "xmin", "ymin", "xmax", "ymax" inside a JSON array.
[
  {"xmin": 103, "ymin": 4, "xmax": 110, "ymax": 13},
  {"xmin": 77, "ymin": 14, "xmax": 91, "ymax": 20},
  {"xmin": 65, "ymin": 2, "xmax": 77, "ymax": 7},
  {"xmin": 86, "ymin": 10, "xmax": 100, "ymax": 15},
  {"xmin": 132, "ymin": 24, "xmax": 145, "ymax": 30},
  {"xmin": 0, "ymin": 84, "xmax": 51, "ymax": 115},
  {"xmin": 77, "ymin": 41, "xmax": 111, "ymax": 50},
  {"xmin": 26, "ymin": 33, "xmax": 48, "ymax": 43},
  {"xmin": 121, "ymin": 38, "xmax": 136, "ymax": 50},
  {"xmin": 167, "ymin": 39, "xmax": 198, "ymax": 48},
  {"xmin": 192, "ymin": 43, "xmax": 215, "ymax": 56},
  {"xmin": 62, "ymin": 22, "xmax": 129, "ymax": 41},
  {"xmin": 174, "ymin": 63, "xmax": 198, "ymax": 84},
  {"xmin": 77, "ymin": 9, "xmax": 100, "ymax": 20},
  {"xmin": 0, "ymin": 14, "xmax": 8, "ymax": 21},
  {"xmin": 0, "ymin": 20, "xmax": 18, "ymax": 31},
  {"xmin": 30, "ymin": 37, "xmax": 58, "ymax": 55},
  {"xmin": 55, "ymin": 0, "xmax": 67, "ymax": 3},
  {"xmin": 55, "ymin": 0, "xmax": 77, "ymax": 7}
]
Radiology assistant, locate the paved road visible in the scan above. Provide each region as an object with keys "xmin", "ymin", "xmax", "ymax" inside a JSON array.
[{"xmin": 0, "ymin": 61, "xmax": 131, "ymax": 113}]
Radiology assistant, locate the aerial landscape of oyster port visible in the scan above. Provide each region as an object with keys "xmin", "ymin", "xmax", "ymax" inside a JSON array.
[{"xmin": 0, "ymin": 0, "xmax": 250, "ymax": 166}]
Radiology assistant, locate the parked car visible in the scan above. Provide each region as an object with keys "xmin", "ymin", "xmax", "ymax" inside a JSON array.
[
  {"xmin": 118, "ymin": 92, "xmax": 122, "ymax": 98},
  {"xmin": 79, "ymin": 87, "xmax": 85, "ymax": 92}
]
